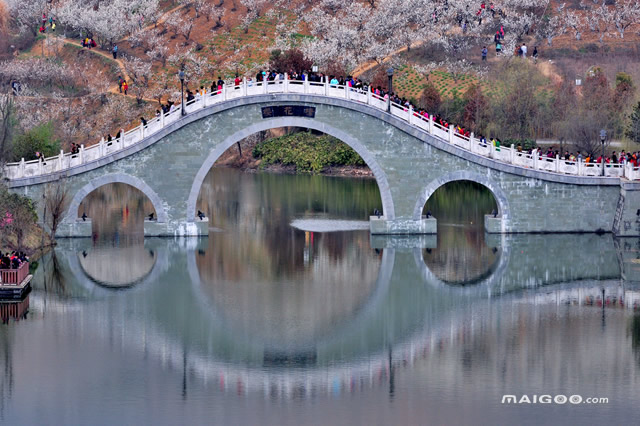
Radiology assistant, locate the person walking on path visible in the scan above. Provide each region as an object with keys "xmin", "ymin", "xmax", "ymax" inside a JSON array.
[
  {"xmin": 117, "ymin": 76, "xmax": 123, "ymax": 93},
  {"xmin": 112, "ymin": 44, "xmax": 118, "ymax": 59},
  {"xmin": 481, "ymin": 46, "xmax": 488, "ymax": 61},
  {"xmin": 122, "ymin": 80, "xmax": 128, "ymax": 95},
  {"xmin": 532, "ymin": 46, "xmax": 538, "ymax": 63},
  {"xmin": 521, "ymin": 43, "xmax": 527, "ymax": 58}
]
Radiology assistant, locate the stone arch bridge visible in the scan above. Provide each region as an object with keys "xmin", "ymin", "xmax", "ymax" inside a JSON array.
[{"xmin": 4, "ymin": 79, "xmax": 640, "ymax": 236}]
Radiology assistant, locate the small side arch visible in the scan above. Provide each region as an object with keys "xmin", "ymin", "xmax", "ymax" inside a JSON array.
[
  {"xmin": 412, "ymin": 170, "xmax": 510, "ymax": 227},
  {"xmin": 64, "ymin": 173, "xmax": 167, "ymax": 223},
  {"xmin": 186, "ymin": 116, "xmax": 396, "ymax": 222}
]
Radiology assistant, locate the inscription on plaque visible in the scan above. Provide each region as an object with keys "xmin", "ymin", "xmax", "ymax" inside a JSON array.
[{"xmin": 261, "ymin": 105, "xmax": 316, "ymax": 119}]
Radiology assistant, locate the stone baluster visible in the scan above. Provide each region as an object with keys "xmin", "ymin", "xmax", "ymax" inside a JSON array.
[
  {"xmin": 533, "ymin": 149, "xmax": 539, "ymax": 170},
  {"xmin": 242, "ymin": 77, "xmax": 247, "ymax": 97},
  {"xmin": 304, "ymin": 74, "xmax": 309, "ymax": 94},
  {"xmin": 448, "ymin": 124, "xmax": 454, "ymax": 144},
  {"xmin": 367, "ymin": 85, "xmax": 372, "ymax": 105},
  {"xmin": 140, "ymin": 123, "xmax": 144, "ymax": 140},
  {"xmin": 222, "ymin": 83, "xmax": 227, "ymax": 101},
  {"xmin": 80, "ymin": 145, "xmax": 85, "ymax": 164},
  {"xmin": 38, "ymin": 158, "xmax": 43, "ymax": 175},
  {"xmin": 428, "ymin": 115, "xmax": 434, "ymax": 134},
  {"xmin": 58, "ymin": 150, "xmax": 64, "ymax": 170},
  {"xmin": 510, "ymin": 144, "xmax": 515, "ymax": 164},
  {"xmin": 284, "ymin": 73, "xmax": 288, "ymax": 92},
  {"xmin": 408, "ymin": 105, "xmax": 413, "ymax": 124},
  {"xmin": 161, "ymin": 109, "xmax": 165, "ymax": 127},
  {"xmin": 20, "ymin": 158, "xmax": 25, "ymax": 178},
  {"xmin": 99, "ymin": 137, "xmax": 105, "ymax": 157},
  {"xmin": 555, "ymin": 155, "xmax": 560, "ymax": 173},
  {"xmin": 324, "ymin": 77, "xmax": 329, "ymax": 96},
  {"xmin": 120, "ymin": 128, "xmax": 125, "ymax": 147}
]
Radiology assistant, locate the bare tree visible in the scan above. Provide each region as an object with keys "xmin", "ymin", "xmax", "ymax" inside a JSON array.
[
  {"xmin": 44, "ymin": 178, "xmax": 69, "ymax": 239},
  {"xmin": 0, "ymin": 94, "xmax": 14, "ymax": 167}
]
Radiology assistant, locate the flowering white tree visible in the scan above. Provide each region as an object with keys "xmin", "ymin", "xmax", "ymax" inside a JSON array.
[
  {"xmin": 122, "ymin": 55, "xmax": 152, "ymax": 103},
  {"xmin": 53, "ymin": 0, "xmax": 160, "ymax": 47},
  {"xmin": 610, "ymin": 0, "xmax": 640, "ymax": 39},
  {"xmin": 4, "ymin": 0, "xmax": 46, "ymax": 35},
  {"xmin": 168, "ymin": 47, "xmax": 211, "ymax": 86}
]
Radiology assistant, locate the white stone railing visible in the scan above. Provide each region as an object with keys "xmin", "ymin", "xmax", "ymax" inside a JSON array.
[{"xmin": 4, "ymin": 75, "xmax": 639, "ymax": 181}]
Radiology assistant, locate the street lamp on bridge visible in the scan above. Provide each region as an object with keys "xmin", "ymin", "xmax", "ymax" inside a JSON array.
[
  {"xmin": 179, "ymin": 69, "xmax": 186, "ymax": 117},
  {"xmin": 600, "ymin": 129, "xmax": 606, "ymax": 177}
]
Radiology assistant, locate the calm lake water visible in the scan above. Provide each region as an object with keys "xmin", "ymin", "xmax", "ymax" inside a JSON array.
[{"xmin": 2, "ymin": 168, "xmax": 640, "ymax": 425}]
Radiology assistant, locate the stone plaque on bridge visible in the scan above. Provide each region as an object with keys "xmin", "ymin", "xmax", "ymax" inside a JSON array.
[{"xmin": 261, "ymin": 105, "xmax": 316, "ymax": 119}]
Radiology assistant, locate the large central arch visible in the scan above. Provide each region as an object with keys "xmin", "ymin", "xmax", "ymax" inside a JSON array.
[{"xmin": 186, "ymin": 116, "xmax": 395, "ymax": 222}]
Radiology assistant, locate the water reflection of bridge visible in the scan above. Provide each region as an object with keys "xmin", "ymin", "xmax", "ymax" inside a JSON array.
[{"xmin": 24, "ymin": 234, "xmax": 640, "ymax": 399}]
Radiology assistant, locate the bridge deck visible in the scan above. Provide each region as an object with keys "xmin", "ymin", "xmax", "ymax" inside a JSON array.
[{"xmin": 5, "ymin": 77, "xmax": 639, "ymax": 183}]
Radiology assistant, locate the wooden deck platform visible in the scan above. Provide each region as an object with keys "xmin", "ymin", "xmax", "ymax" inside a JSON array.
[{"xmin": 0, "ymin": 274, "xmax": 32, "ymax": 299}]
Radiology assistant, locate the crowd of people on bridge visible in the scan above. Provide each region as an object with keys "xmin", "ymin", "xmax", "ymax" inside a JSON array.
[
  {"xmin": 90, "ymin": 66, "xmax": 640, "ymax": 174},
  {"xmin": 0, "ymin": 252, "xmax": 28, "ymax": 270}
]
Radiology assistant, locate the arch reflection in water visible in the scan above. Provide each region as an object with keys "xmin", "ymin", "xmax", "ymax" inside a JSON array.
[
  {"xmin": 77, "ymin": 245, "xmax": 157, "ymax": 289},
  {"xmin": 196, "ymin": 230, "xmax": 382, "ymax": 350},
  {"xmin": 422, "ymin": 180, "xmax": 498, "ymax": 285}
]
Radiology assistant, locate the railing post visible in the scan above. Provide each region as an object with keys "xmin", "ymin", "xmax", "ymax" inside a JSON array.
[
  {"xmin": 263, "ymin": 76, "xmax": 268, "ymax": 94},
  {"xmin": 38, "ymin": 158, "xmax": 43, "ymax": 175},
  {"xmin": 222, "ymin": 84, "xmax": 227, "ymax": 101},
  {"xmin": 533, "ymin": 149, "xmax": 539, "ymax": 170},
  {"xmin": 140, "ymin": 124, "xmax": 144, "ymax": 139},
  {"xmin": 120, "ymin": 128, "xmax": 125, "ymax": 146},
  {"xmin": 99, "ymin": 137, "xmax": 105, "ymax": 157},
  {"xmin": 367, "ymin": 85, "xmax": 372, "ymax": 105},
  {"xmin": 58, "ymin": 150, "xmax": 64, "ymax": 170},
  {"xmin": 284, "ymin": 73, "xmax": 288, "ymax": 93},
  {"xmin": 429, "ymin": 115, "xmax": 434, "ymax": 134},
  {"xmin": 324, "ymin": 77, "xmax": 329, "ymax": 96},
  {"xmin": 555, "ymin": 155, "xmax": 560, "ymax": 173},
  {"xmin": 489, "ymin": 142, "xmax": 495, "ymax": 158},
  {"xmin": 510, "ymin": 144, "xmax": 515, "ymax": 164},
  {"xmin": 243, "ymin": 77, "xmax": 247, "ymax": 97},
  {"xmin": 20, "ymin": 158, "xmax": 25, "ymax": 178},
  {"xmin": 304, "ymin": 74, "xmax": 309, "ymax": 93},
  {"xmin": 408, "ymin": 104, "xmax": 413, "ymax": 124},
  {"xmin": 80, "ymin": 145, "xmax": 85, "ymax": 164},
  {"xmin": 448, "ymin": 124, "xmax": 454, "ymax": 144}
]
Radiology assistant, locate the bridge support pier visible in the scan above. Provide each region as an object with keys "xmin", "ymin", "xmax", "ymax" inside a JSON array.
[
  {"xmin": 369, "ymin": 216, "xmax": 437, "ymax": 234},
  {"xmin": 484, "ymin": 215, "xmax": 504, "ymax": 233}
]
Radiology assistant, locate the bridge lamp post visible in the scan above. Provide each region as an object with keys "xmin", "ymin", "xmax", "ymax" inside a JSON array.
[
  {"xmin": 387, "ymin": 67, "xmax": 394, "ymax": 112},
  {"xmin": 179, "ymin": 69, "xmax": 185, "ymax": 117},
  {"xmin": 600, "ymin": 129, "xmax": 606, "ymax": 176}
]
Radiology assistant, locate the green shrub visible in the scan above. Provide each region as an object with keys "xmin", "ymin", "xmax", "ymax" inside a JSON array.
[
  {"xmin": 11, "ymin": 122, "xmax": 60, "ymax": 162},
  {"xmin": 252, "ymin": 132, "xmax": 365, "ymax": 173}
]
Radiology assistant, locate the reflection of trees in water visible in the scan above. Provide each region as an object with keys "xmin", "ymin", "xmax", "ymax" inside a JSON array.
[
  {"xmin": 423, "ymin": 181, "xmax": 498, "ymax": 285},
  {"xmin": 196, "ymin": 231, "xmax": 381, "ymax": 345},
  {"xmin": 632, "ymin": 315, "xmax": 640, "ymax": 366},
  {"xmin": 41, "ymin": 251, "xmax": 66, "ymax": 294},
  {"xmin": 196, "ymin": 168, "xmax": 381, "ymax": 277},
  {"xmin": 0, "ymin": 329, "xmax": 13, "ymax": 420},
  {"xmin": 78, "ymin": 183, "xmax": 153, "ymax": 242}
]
